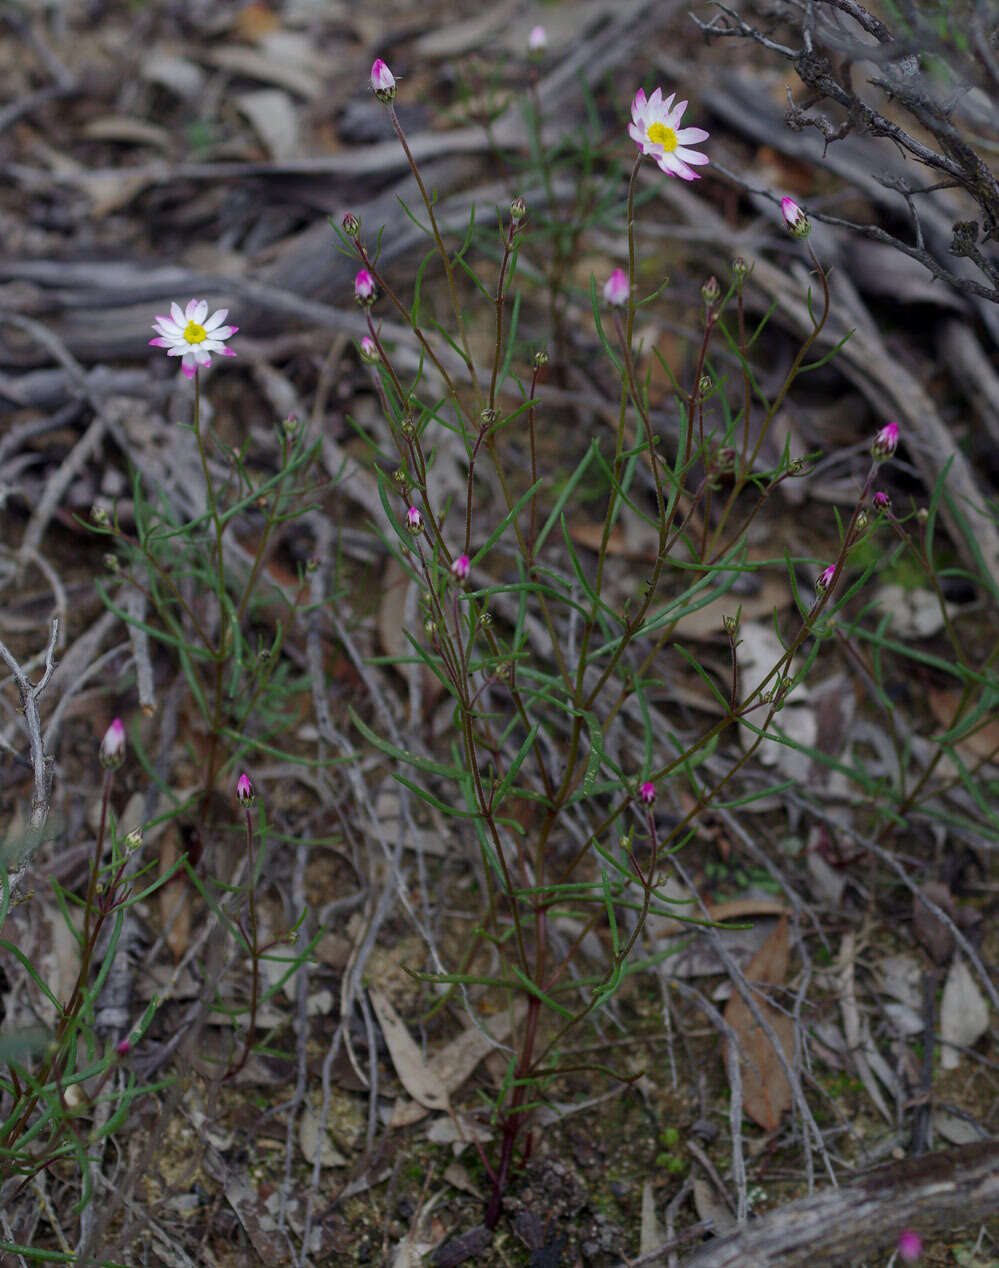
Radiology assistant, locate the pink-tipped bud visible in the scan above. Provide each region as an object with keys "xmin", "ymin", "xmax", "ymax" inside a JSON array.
[
  {"xmin": 639, "ymin": 780, "xmax": 656, "ymax": 806},
  {"xmin": 370, "ymin": 58, "xmax": 396, "ymax": 102},
  {"xmin": 115, "ymin": 1038, "xmax": 132, "ymax": 1057},
  {"xmin": 236, "ymin": 772, "xmax": 255, "ymax": 807},
  {"xmin": 354, "ymin": 269, "xmax": 376, "ymax": 305},
  {"xmin": 815, "ymin": 564, "xmax": 837, "ymax": 595},
  {"xmin": 342, "ymin": 211, "xmax": 360, "ymax": 236},
  {"xmin": 99, "ymin": 718, "xmax": 126, "ymax": 770},
  {"xmin": 873, "ymin": 490, "xmax": 892, "ymax": 511},
  {"xmin": 451, "ymin": 554, "xmax": 470, "ymax": 581},
  {"xmin": 602, "ymin": 268, "xmax": 629, "ymax": 307},
  {"xmin": 528, "ymin": 24, "xmax": 547, "ymax": 53},
  {"xmin": 897, "ymin": 1230, "xmax": 922, "ymax": 1263},
  {"xmin": 360, "ymin": 335, "xmax": 380, "ymax": 362},
  {"xmin": 406, "ymin": 505, "xmax": 423, "ymax": 534},
  {"xmin": 781, "ymin": 196, "xmax": 810, "ymax": 238},
  {"xmin": 871, "ymin": 421, "xmax": 899, "ymax": 461}
]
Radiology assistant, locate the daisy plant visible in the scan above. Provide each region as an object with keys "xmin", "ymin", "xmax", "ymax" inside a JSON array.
[
  {"xmin": 94, "ymin": 295, "xmax": 329, "ymax": 857},
  {"xmin": 331, "ymin": 60, "xmax": 915, "ymax": 1242}
]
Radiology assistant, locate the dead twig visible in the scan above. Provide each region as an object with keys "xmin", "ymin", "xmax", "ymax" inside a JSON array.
[{"xmin": 0, "ymin": 617, "xmax": 59, "ymax": 859}]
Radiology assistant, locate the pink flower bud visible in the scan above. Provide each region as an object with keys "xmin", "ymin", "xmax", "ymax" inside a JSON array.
[
  {"xmin": 639, "ymin": 780, "xmax": 656, "ymax": 806},
  {"xmin": 602, "ymin": 268, "xmax": 629, "ymax": 307},
  {"xmin": 115, "ymin": 1038, "xmax": 132, "ymax": 1057},
  {"xmin": 235, "ymin": 772, "xmax": 255, "ymax": 806},
  {"xmin": 528, "ymin": 25, "xmax": 547, "ymax": 53},
  {"xmin": 781, "ymin": 196, "xmax": 810, "ymax": 238},
  {"xmin": 342, "ymin": 211, "xmax": 360, "ymax": 236},
  {"xmin": 354, "ymin": 269, "xmax": 376, "ymax": 305},
  {"xmin": 360, "ymin": 335, "xmax": 380, "ymax": 362},
  {"xmin": 873, "ymin": 490, "xmax": 891, "ymax": 511},
  {"xmin": 871, "ymin": 421, "xmax": 899, "ymax": 460},
  {"xmin": 815, "ymin": 564, "xmax": 837, "ymax": 594},
  {"xmin": 451, "ymin": 554, "xmax": 470, "ymax": 581},
  {"xmin": 897, "ymin": 1230, "xmax": 922, "ymax": 1263},
  {"xmin": 370, "ymin": 58, "xmax": 396, "ymax": 102},
  {"xmin": 406, "ymin": 505, "xmax": 423, "ymax": 534},
  {"xmin": 99, "ymin": 718, "xmax": 126, "ymax": 769}
]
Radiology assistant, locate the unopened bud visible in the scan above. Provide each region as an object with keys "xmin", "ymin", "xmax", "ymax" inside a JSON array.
[
  {"xmin": 370, "ymin": 58, "xmax": 396, "ymax": 103},
  {"xmin": 871, "ymin": 421, "xmax": 899, "ymax": 461},
  {"xmin": 99, "ymin": 718, "xmax": 126, "ymax": 770},
  {"xmin": 781, "ymin": 196, "xmax": 810, "ymax": 238},
  {"xmin": 282, "ymin": 414, "xmax": 298, "ymax": 437},
  {"xmin": 479, "ymin": 407, "xmax": 497, "ymax": 430},
  {"xmin": 713, "ymin": 446, "xmax": 736, "ymax": 473},
  {"xmin": 104, "ymin": 553, "xmax": 119, "ymax": 572},
  {"xmin": 306, "ymin": 555, "xmax": 320, "ymax": 573},
  {"xmin": 424, "ymin": 619, "xmax": 438, "ymax": 638},
  {"xmin": 406, "ymin": 506, "xmax": 424, "ymax": 534},
  {"xmin": 639, "ymin": 780, "xmax": 656, "ymax": 806},
  {"xmin": 342, "ymin": 211, "xmax": 360, "ymax": 236},
  {"xmin": 732, "ymin": 256, "xmax": 749, "ymax": 279},
  {"xmin": 701, "ymin": 276, "xmax": 720, "ymax": 305},
  {"xmin": 916, "ymin": 507, "xmax": 929, "ymax": 524},
  {"xmin": 815, "ymin": 564, "xmax": 837, "ymax": 595},
  {"xmin": 91, "ymin": 503, "xmax": 109, "ymax": 526},
  {"xmin": 235, "ymin": 772, "xmax": 255, "ymax": 806},
  {"xmin": 124, "ymin": 827, "xmax": 143, "ymax": 852},
  {"xmin": 723, "ymin": 614, "xmax": 739, "ymax": 636},
  {"xmin": 510, "ymin": 196, "xmax": 527, "ymax": 224},
  {"xmin": 479, "ymin": 611, "xmax": 492, "ymax": 627},
  {"xmin": 354, "ymin": 269, "xmax": 376, "ymax": 306},
  {"xmin": 698, "ymin": 375, "xmax": 712, "ymax": 398},
  {"xmin": 873, "ymin": 491, "xmax": 891, "ymax": 512},
  {"xmin": 534, "ymin": 349, "xmax": 549, "ymax": 369},
  {"xmin": 602, "ymin": 268, "xmax": 629, "ymax": 307}
]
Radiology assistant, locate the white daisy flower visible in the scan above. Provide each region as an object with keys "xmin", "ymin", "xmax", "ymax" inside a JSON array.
[
  {"xmin": 149, "ymin": 300, "xmax": 238, "ymax": 380},
  {"xmin": 628, "ymin": 87, "xmax": 709, "ymax": 181}
]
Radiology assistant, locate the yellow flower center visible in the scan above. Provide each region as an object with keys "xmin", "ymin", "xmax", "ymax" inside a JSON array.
[
  {"xmin": 647, "ymin": 122, "xmax": 678, "ymax": 152},
  {"xmin": 183, "ymin": 320, "xmax": 208, "ymax": 344}
]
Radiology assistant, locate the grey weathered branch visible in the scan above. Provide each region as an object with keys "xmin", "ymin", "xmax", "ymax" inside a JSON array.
[{"xmin": 677, "ymin": 1141, "xmax": 999, "ymax": 1267}]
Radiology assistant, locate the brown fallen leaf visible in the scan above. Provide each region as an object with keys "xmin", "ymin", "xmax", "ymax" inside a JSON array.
[
  {"xmin": 369, "ymin": 986, "xmax": 450, "ymax": 1116},
  {"xmin": 913, "ymin": 881, "xmax": 956, "ymax": 965},
  {"xmin": 722, "ymin": 917, "xmax": 794, "ymax": 1132},
  {"xmin": 928, "ymin": 687, "xmax": 999, "ymax": 762},
  {"xmin": 159, "ymin": 824, "xmax": 191, "ymax": 962}
]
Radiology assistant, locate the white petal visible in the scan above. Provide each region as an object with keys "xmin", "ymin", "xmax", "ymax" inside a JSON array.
[
  {"xmin": 170, "ymin": 301, "xmax": 185, "ymax": 326},
  {"xmin": 203, "ymin": 308, "xmax": 227, "ymax": 331},
  {"xmin": 675, "ymin": 146, "xmax": 709, "ymax": 165},
  {"xmin": 676, "ymin": 126, "xmax": 709, "ymax": 144}
]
